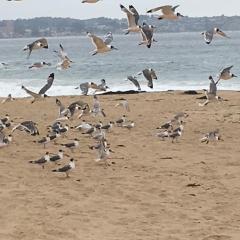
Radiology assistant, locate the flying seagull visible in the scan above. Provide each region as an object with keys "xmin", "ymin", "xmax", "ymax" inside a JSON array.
[
  {"xmin": 138, "ymin": 68, "xmax": 157, "ymax": 89},
  {"xmin": 201, "ymin": 28, "xmax": 230, "ymax": 44},
  {"xmin": 120, "ymin": 4, "xmax": 140, "ymax": 34},
  {"xmin": 87, "ymin": 32, "xmax": 118, "ymax": 55},
  {"xmin": 139, "ymin": 22, "xmax": 155, "ymax": 48},
  {"xmin": 147, "ymin": 5, "xmax": 183, "ymax": 20},
  {"xmin": 29, "ymin": 62, "xmax": 51, "ymax": 69},
  {"xmin": 216, "ymin": 66, "xmax": 237, "ymax": 84},
  {"xmin": 54, "ymin": 44, "xmax": 73, "ymax": 70},
  {"xmin": 22, "ymin": 73, "xmax": 54, "ymax": 103},
  {"xmin": 104, "ymin": 32, "xmax": 113, "ymax": 45},
  {"xmin": 23, "ymin": 38, "xmax": 48, "ymax": 58}
]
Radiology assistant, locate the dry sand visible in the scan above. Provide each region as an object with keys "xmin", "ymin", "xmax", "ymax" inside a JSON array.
[{"xmin": 1, "ymin": 91, "xmax": 240, "ymax": 240}]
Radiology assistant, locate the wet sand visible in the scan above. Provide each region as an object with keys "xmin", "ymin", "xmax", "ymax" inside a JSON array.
[{"xmin": 1, "ymin": 91, "xmax": 240, "ymax": 240}]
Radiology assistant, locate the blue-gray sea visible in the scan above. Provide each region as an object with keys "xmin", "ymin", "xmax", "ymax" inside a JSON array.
[{"xmin": 0, "ymin": 31, "xmax": 239, "ymax": 97}]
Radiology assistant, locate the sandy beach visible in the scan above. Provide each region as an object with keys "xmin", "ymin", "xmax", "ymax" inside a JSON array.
[{"xmin": 1, "ymin": 90, "xmax": 240, "ymax": 240}]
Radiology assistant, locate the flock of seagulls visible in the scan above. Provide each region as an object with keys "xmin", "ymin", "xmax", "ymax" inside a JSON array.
[{"xmin": 1, "ymin": 1, "xmax": 238, "ymax": 178}]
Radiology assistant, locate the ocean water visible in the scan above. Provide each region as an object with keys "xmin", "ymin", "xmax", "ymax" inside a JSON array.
[{"xmin": 0, "ymin": 31, "xmax": 239, "ymax": 97}]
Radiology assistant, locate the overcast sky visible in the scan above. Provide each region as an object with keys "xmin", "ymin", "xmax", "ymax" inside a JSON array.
[{"xmin": 0, "ymin": 0, "xmax": 238, "ymax": 20}]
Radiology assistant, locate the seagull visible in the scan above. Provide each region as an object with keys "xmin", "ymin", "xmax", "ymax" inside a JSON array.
[
  {"xmin": 209, "ymin": 76, "xmax": 217, "ymax": 95},
  {"xmin": 201, "ymin": 28, "xmax": 230, "ymax": 44},
  {"xmin": 82, "ymin": 0, "xmax": 101, "ymax": 3},
  {"xmin": 216, "ymin": 66, "xmax": 237, "ymax": 84},
  {"xmin": 101, "ymin": 121, "xmax": 114, "ymax": 132},
  {"xmin": 49, "ymin": 149, "xmax": 64, "ymax": 163},
  {"xmin": 34, "ymin": 135, "xmax": 51, "ymax": 148},
  {"xmin": 74, "ymin": 120, "xmax": 92, "ymax": 131},
  {"xmin": 12, "ymin": 120, "xmax": 39, "ymax": 135},
  {"xmin": 1, "ymin": 94, "xmax": 15, "ymax": 104},
  {"xmin": 147, "ymin": 5, "xmax": 183, "ymax": 20},
  {"xmin": 87, "ymin": 32, "xmax": 118, "ymax": 55},
  {"xmin": 96, "ymin": 79, "xmax": 109, "ymax": 92},
  {"xmin": 104, "ymin": 32, "xmax": 113, "ymax": 45},
  {"xmin": 120, "ymin": 4, "xmax": 140, "ymax": 34},
  {"xmin": 139, "ymin": 23, "xmax": 155, "ymax": 48},
  {"xmin": 198, "ymin": 89, "xmax": 221, "ymax": 107},
  {"xmin": 116, "ymin": 115, "xmax": 127, "ymax": 127},
  {"xmin": 200, "ymin": 129, "xmax": 221, "ymax": 144},
  {"xmin": 127, "ymin": 76, "xmax": 141, "ymax": 91},
  {"xmin": 138, "ymin": 68, "xmax": 157, "ymax": 89},
  {"xmin": 156, "ymin": 121, "xmax": 173, "ymax": 130},
  {"xmin": 29, "ymin": 152, "xmax": 50, "ymax": 169},
  {"xmin": 61, "ymin": 139, "xmax": 79, "ymax": 152},
  {"xmin": 67, "ymin": 100, "xmax": 90, "ymax": 117},
  {"xmin": 29, "ymin": 62, "xmax": 51, "ymax": 69},
  {"xmin": 156, "ymin": 130, "xmax": 170, "ymax": 140},
  {"xmin": 115, "ymin": 99, "xmax": 130, "ymax": 112},
  {"xmin": 54, "ymin": 44, "xmax": 73, "ymax": 70},
  {"xmin": 23, "ymin": 38, "xmax": 48, "ymax": 58},
  {"xmin": 91, "ymin": 95, "xmax": 106, "ymax": 117},
  {"xmin": 0, "ymin": 132, "xmax": 12, "ymax": 148},
  {"xmin": 52, "ymin": 158, "xmax": 75, "ymax": 178},
  {"xmin": 22, "ymin": 73, "xmax": 54, "ymax": 103},
  {"xmin": 56, "ymin": 98, "xmax": 70, "ymax": 117},
  {"xmin": 77, "ymin": 82, "xmax": 99, "ymax": 95},
  {"xmin": 169, "ymin": 129, "xmax": 182, "ymax": 143},
  {"xmin": 122, "ymin": 120, "xmax": 135, "ymax": 130}
]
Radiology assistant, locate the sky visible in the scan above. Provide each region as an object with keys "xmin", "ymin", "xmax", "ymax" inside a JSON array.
[{"xmin": 0, "ymin": 0, "xmax": 239, "ymax": 20}]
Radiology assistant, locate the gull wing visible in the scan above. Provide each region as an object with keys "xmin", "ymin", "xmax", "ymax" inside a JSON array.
[
  {"xmin": 88, "ymin": 33, "xmax": 106, "ymax": 49},
  {"xmin": 22, "ymin": 86, "xmax": 39, "ymax": 98},
  {"xmin": 216, "ymin": 29, "xmax": 230, "ymax": 38},
  {"xmin": 127, "ymin": 76, "xmax": 141, "ymax": 91},
  {"xmin": 147, "ymin": 5, "xmax": 173, "ymax": 14},
  {"xmin": 35, "ymin": 38, "xmax": 48, "ymax": 48},
  {"xmin": 56, "ymin": 164, "xmax": 71, "ymax": 172},
  {"xmin": 129, "ymin": 5, "xmax": 139, "ymax": 25},
  {"xmin": 120, "ymin": 4, "xmax": 137, "ymax": 28},
  {"xmin": 203, "ymin": 29, "xmax": 214, "ymax": 44},
  {"xmin": 39, "ymin": 73, "xmax": 54, "ymax": 94},
  {"xmin": 221, "ymin": 65, "xmax": 233, "ymax": 75}
]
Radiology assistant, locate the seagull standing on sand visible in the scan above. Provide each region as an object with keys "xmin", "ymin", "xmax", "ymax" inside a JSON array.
[
  {"xmin": 61, "ymin": 139, "xmax": 79, "ymax": 152},
  {"xmin": 21, "ymin": 73, "xmax": 54, "ymax": 103},
  {"xmin": 115, "ymin": 99, "xmax": 130, "ymax": 112},
  {"xmin": 91, "ymin": 95, "xmax": 106, "ymax": 117},
  {"xmin": 127, "ymin": 76, "xmax": 141, "ymax": 91},
  {"xmin": 23, "ymin": 38, "xmax": 48, "ymax": 58},
  {"xmin": 52, "ymin": 158, "xmax": 75, "ymax": 178},
  {"xmin": 201, "ymin": 28, "xmax": 230, "ymax": 44},
  {"xmin": 1, "ymin": 94, "xmax": 15, "ymax": 104},
  {"xmin": 87, "ymin": 32, "xmax": 118, "ymax": 55},
  {"xmin": 147, "ymin": 5, "xmax": 183, "ymax": 20},
  {"xmin": 216, "ymin": 66, "xmax": 237, "ymax": 84},
  {"xmin": 120, "ymin": 4, "xmax": 140, "ymax": 34},
  {"xmin": 200, "ymin": 129, "xmax": 221, "ymax": 144},
  {"xmin": 29, "ymin": 152, "xmax": 50, "ymax": 169}
]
